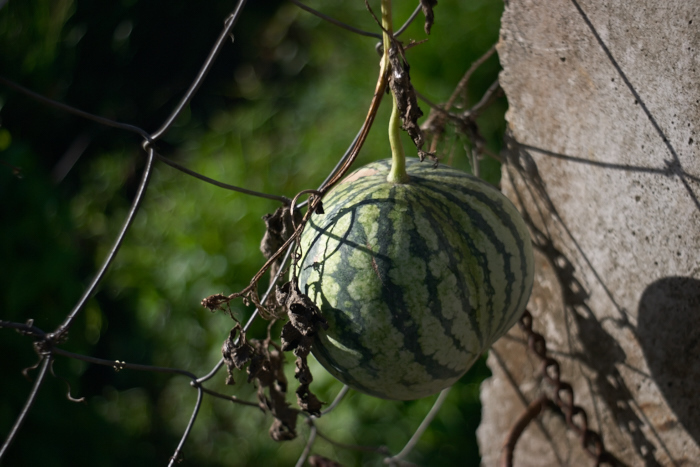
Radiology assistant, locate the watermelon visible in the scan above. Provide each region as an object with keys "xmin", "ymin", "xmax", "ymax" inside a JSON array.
[{"xmin": 297, "ymin": 158, "xmax": 534, "ymax": 400}]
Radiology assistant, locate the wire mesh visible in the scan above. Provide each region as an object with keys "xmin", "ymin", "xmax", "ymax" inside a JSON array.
[{"xmin": 0, "ymin": 1, "xmax": 591, "ymax": 465}]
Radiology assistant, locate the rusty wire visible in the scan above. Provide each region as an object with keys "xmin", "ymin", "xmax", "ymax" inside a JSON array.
[{"xmin": 500, "ymin": 309, "xmax": 620, "ymax": 467}]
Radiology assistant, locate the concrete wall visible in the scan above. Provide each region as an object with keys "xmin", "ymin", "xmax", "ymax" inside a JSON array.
[{"xmin": 477, "ymin": 1, "xmax": 700, "ymax": 465}]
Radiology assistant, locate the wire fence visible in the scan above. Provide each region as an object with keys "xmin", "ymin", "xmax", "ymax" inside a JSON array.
[{"xmin": 0, "ymin": 1, "xmax": 614, "ymax": 465}]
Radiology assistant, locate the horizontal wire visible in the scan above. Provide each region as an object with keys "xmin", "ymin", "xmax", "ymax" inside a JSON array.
[
  {"xmin": 0, "ymin": 320, "xmax": 46, "ymax": 337},
  {"xmin": 52, "ymin": 348, "xmax": 198, "ymax": 380},
  {"xmin": 0, "ymin": 76, "xmax": 152, "ymax": 143},
  {"xmin": 289, "ymin": 0, "xmax": 382, "ymax": 39},
  {"xmin": 313, "ymin": 427, "xmax": 390, "ymax": 456},
  {"xmin": 0, "ymin": 76, "xmax": 287, "ymax": 202},
  {"xmin": 156, "ymin": 152, "xmax": 290, "ymax": 203},
  {"xmin": 199, "ymin": 387, "xmax": 259, "ymax": 408},
  {"xmin": 289, "ymin": 1, "xmax": 420, "ymax": 41}
]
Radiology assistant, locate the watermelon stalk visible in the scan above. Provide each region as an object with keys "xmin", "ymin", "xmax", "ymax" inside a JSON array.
[{"xmin": 381, "ymin": 0, "xmax": 410, "ymax": 185}]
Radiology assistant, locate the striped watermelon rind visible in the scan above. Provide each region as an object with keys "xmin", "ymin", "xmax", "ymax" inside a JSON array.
[{"xmin": 297, "ymin": 158, "xmax": 534, "ymax": 400}]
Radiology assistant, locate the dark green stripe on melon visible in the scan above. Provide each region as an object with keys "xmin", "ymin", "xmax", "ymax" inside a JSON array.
[{"xmin": 298, "ymin": 158, "xmax": 534, "ymax": 400}]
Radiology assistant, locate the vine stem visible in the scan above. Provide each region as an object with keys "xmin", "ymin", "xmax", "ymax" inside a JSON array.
[{"xmin": 382, "ymin": 0, "xmax": 409, "ymax": 184}]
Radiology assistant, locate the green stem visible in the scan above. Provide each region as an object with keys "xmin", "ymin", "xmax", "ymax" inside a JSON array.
[
  {"xmin": 387, "ymin": 94, "xmax": 408, "ymax": 183},
  {"xmin": 382, "ymin": 0, "xmax": 410, "ymax": 184}
]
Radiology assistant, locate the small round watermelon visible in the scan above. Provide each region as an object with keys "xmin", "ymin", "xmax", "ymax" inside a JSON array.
[{"xmin": 297, "ymin": 158, "xmax": 534, "ymax": 400}]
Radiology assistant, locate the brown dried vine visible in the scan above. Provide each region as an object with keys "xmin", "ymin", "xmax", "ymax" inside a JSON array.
[{"xmin": 420, "ymin": 45, "xmax": 503, "ymax": 169}]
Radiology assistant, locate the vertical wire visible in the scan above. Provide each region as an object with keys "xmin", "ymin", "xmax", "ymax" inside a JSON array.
[
  {"xmin": 295, "ymin": 423, "xmax": 318, "ymax": 467},
  {"xmin": 150, "ymin": 0, "xmax": 249, "ymax": 140},
  {"xmin": 167, "ymin": 386, "xmax": 205, "ymax": 467},
  {"xmin": 0, "ymin": 357, "xmax": 51, "ymax": 461},
  {"xmin": 385, "ymin": 387, "xmax": 452, "ymax": 463},
  {"xmin": 55, "ymin": 147, "xmax": 155, "ymax": 333}
]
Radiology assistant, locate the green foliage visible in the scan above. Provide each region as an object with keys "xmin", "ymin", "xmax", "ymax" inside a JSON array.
[{"xmin": 0, "ymin": 1, "xmax": 505, "ymax": 465}]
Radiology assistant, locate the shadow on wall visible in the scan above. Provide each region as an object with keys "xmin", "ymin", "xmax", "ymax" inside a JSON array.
[
  {"xmin": 504, "ymin": 139, "xmax": 669, "ymax": 465},
  {"xmin": 638, "ymin": 277, "xmax": 700, "ymax": 445}
]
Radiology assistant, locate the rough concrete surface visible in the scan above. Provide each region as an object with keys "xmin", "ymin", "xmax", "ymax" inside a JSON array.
[{"xmin": 477, "ymin": 0, "xmax": 700, "ymax": 465}]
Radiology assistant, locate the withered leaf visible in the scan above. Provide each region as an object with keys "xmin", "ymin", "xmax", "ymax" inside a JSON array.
[
  {"xmin": 292, "ymin": 336, "xmax": 312, "ymax": 358},
  {"xmin": 421, "ymin": 0, "xmax": 438, "ymax": 35},
  {"xmin": 231, "ymin": 341, "xmax": 253, "ymax": 370},
  {"xmin": 296, "ymin": 383, "xmax": 324, "ymax": 416},
  {"xmin": 295, "ymin": 355, "xmax": 313, "ymax": 385},
  {"xmin": 254, "ymin": 359, "xmax": 274, "ymax": 388},
  {"xmin": 387, "ymin": 45, "xmax": 435, "ymax": 163},
  {"xmin": 261, "ymin": 205, "xmax": 304, "ymax": 303},
  {"xmin": 276, "ymin": 279, "xmax": 330, "ymax": 422},
  {"xmin": 221, "ymin": 325, "xmax": 255, "ymax": 385},
  {"xmin": 246, "ymin": 352, "xmax": 265, "ymax": 383},
  {"xmin": 201, "ymin": 293, "xmax": 229, "ymax": 312},
  {"xmin": 269, "ymin": 349, "xmax": 288, "ymax": 394},
  {"xmin": 269, "ymin": 417, "xmax": 297, "ymax": 442},
  {"xmin": 280, "ymin": 321, "xmax": 303, "ymax": 352},
  {"xmin": 260, "ymin": 205, "xmax": 302, "ymax": 260},
  {"xmin": 262, "ymin": 366, "xmax": 298, "ymax": 441},
  {"xmin": 277, "ymin": 279, "xmax": 328, "ymax": 338}
]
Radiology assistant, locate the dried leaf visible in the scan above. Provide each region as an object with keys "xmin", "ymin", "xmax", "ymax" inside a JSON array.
[
  {"xmin": 269, "ymin": 417, "xmax": 297, "ymax": 442},
  {"xmin": 261, "ymin": 205, "xmax": 302, "ymax": 261},
  {"xmin": 269, "ymin": 349, "xmax": 288, "ymax": 394},
  {"xmin": 222, "ymin": 325, "xmax": 255, "ymax": 385},
  {"xmin": 293, "ymin": 335, "xmax": 313, "ymax": 358},
  {"xmin": 295, "ymin": 355, "xmax": 313, "ymax": 385},
  {"xmin": 250, "ymin": 345, "xmax": 275, "ymax": 388},
  {"xmin": 265, "ymin": 355, "xmax": 299, "ymax": 441},
  {"xmin": 221, "ymin": 327, "xmax": 304, "ymax": 442},
  {"xmin": 201, "ymin": 293, "xmax": 229, "ymax": 312},
  {"xmin": 277, "ymin": 279, "xmax": 328, "ymax": 339},
  {"xmin": 387, "ymin": 45, "xmax": 436, "ymax": 163},
  {"xmin": 297, "ymin": 383, "xmax": 324, "ymax": 416},
  {"xmin": 273, "ymin": 279, "xmax": 331, "ymax": 421},
  {"xmin": 246, "ymin": 352, "xmax": 265, "ymax": 383},
  {"xmin": 421, "ymin": 0, "xmax": 438, "ymax": 35},
  {"xmin": 280, "ymin": 321, "xmax": 303, "ymax": 352},
  {"xmin": 232, "ymin": 341, "xmax": 253, "ymax": 370},
  {"xmin": 260, "ymin": 205, "xmax": 305, "ymax": 315}
]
